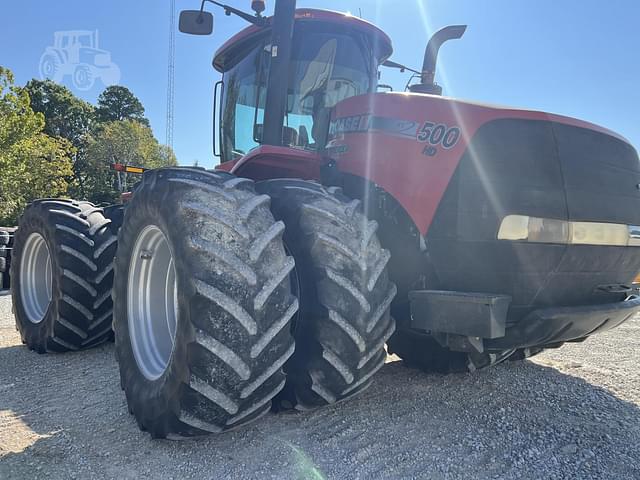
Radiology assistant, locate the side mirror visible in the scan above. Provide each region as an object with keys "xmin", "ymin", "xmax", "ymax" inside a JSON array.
[{"xmin": 179, "ymin": 10, "xmax": 214, "ymax": 35}]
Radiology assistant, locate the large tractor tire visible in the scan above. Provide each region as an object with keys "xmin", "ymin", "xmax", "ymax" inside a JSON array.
[
  {"xmin": 257, "ymin": 180, "xmax": 397, "ymax": 410},
  {"xmin": 113, "ymin": 168, "xmax": 297, "ymax": 438},
  {"xmin": 387, "ymin": 329, "xmax": 515, "ymax": 373},
  {"xmin": 11, "ymin": 200, "xmax": 117, "ymax": 352}
]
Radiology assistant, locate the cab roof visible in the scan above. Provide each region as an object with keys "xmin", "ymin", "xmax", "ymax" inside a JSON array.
[{"xmin": 213, "ymin": 8, "xmax": 393, "ymax": 72}]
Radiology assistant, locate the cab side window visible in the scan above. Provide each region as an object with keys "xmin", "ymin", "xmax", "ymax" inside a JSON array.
[{"xmin": 220, "ymin": 42, "xmax": 269, "ymax": 163}]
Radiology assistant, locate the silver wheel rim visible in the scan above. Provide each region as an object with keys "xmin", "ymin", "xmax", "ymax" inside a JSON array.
[
  {"xmin": 20, "ymin": 233, "xmax": 52, "ymax": 324},
  {"xmin": 128, "ymin": 225, "xmax": 178, "ymax": 380}
]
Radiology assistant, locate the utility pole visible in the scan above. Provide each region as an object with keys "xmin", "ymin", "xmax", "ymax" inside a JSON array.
[{"xmin": 166, "ymin": 0, "xmax": 176, "ymax": 148}]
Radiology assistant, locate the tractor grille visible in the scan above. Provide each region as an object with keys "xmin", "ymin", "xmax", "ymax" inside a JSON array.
[{"xmin": 425, "ymin": 118, "xmax": 640, "ymax": 323}]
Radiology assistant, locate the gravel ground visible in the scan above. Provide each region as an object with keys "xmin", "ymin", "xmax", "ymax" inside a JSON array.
[{"xmin": 1, "ymin": 291, "xmax": 639, "ymax": 479}]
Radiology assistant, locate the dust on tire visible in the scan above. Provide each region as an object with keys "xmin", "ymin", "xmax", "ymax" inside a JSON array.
[
  {"xmin": 257, "ymin": 179, "xmax": 397, "ymax": 410},
  {"xmin": 113, "ymin": 168, "xmax": 297, "ymax": 438}
]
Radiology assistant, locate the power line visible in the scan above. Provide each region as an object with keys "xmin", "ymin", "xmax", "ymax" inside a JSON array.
[{"xmin": 166, "ymin": 0, "xmax": 176, "ymax": 149}]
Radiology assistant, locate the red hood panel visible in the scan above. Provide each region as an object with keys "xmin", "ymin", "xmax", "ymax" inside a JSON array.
[{"xmin": 327, "ymin": 92, "xmax": 628, "ymax": 235}]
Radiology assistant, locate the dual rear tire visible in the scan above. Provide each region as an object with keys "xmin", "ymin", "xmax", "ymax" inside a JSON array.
[
  {"xmin": 11, "ymin": 171, "xmax": 396, "ymax": 438},
  {"xmin": 112, "ymin": 172, "xmax": 396, "ymax": 436},
  {"xmin": 11, "ymin": 200, "xmax": 116, "ymax": 352}
]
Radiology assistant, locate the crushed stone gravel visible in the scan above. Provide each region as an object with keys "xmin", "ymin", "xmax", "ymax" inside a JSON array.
[{"xmin": 0, "ymin": 292, "xmax": 638, "ymax": 479}]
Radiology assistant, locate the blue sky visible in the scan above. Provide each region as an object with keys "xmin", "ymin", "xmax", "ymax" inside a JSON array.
[{"xmin": 1, "ymin": 1, "xmax": 639, "ymax": 166}]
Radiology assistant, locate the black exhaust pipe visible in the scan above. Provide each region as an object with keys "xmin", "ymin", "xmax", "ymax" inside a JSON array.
[
  {"xmin": 409, "ymin": 25, "xmax": 467, "ymax": 95},
  {"xmin": 262, "ymin": 0, "xmax": 296, "ymax": 146}
]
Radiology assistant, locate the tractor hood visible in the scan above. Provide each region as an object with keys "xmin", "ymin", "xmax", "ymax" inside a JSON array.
[
  {"xmin": 328, "ymin": 91, "xmax": 640, "ymax": 316},
  {"xmin": 326, "ymin": 91, "xmax": 638, "ymax": 235}
]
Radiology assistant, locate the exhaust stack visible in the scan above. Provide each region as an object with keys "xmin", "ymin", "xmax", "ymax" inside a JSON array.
[{"xmin": 409, "ymin": 25, "xmax": 467, "ymax": 95}]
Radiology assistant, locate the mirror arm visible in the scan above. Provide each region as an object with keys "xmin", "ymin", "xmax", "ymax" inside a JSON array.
[
  {"xmin": 382, "ymin": 60, "xmax": 421, "ymax": 75},
  {"xmin": 200, "ymin": 0, "xmax": 268, "ymax": 26}
]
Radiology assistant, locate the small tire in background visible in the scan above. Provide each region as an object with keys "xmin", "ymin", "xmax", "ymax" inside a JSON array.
[
  {"xmin": 257, "ymin": 179, "xmax": 397, "ymax": 410},
  {"xmin": 0, "ymin": 245, "xmax": 7, "ymax": 290},
  {"xmin": 6, "ymin": 227, "xmax": 17, "ymax": 289},
  {"xmin": 0, "ymin": 227, "xmax": 16, "ymax": 289},
  {"xmin": 0, "ymin": 256, "xmax": 6, "ymax": 288},
  {"xmin": 113, "ymin": 168, "xmax": 297, "ymax": 438},
  {"xmin": 10, "ymin": 200, "xmax": 117, "ymax": 352},
  {"xmin": 0, "ymin": 230, "xmax": 10, "ymax": 246}
]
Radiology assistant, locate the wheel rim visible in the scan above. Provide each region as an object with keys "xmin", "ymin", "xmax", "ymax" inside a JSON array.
[
  {"xmin": 128, "ymin": 225, "xmax": 178, "ymax": 380},
  {"xmin": 20, "ymin": 233, "xmax": 52, "ymax": 324}
]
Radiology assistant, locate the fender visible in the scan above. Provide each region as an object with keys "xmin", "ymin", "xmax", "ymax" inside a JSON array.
[{"xmin": 221, "ymin": 145, "xmax": 324, "ymax": 180}]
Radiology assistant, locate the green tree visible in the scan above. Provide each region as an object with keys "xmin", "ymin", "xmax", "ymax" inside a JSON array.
[
  {"xmin": 84, "ymin": 120, "xmax": 177, "ymax": 204},
  {"xmin": 24, "ymin": 79, "xmax": 95, "ymax": 197},
  {"xmin": 0, "ymin": 67, "xmax": 73, "ymax": 225},
  {"xmin": 95, "ymin": 85, "xmax": 150, "ymax": 126},
  {"xmin": 24, "ymin": 79, "xmax": 94, "ymax": 146}
]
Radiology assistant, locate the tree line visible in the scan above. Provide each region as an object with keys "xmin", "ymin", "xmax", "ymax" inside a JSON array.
[{"xmin": 0, "ymin": 66, "xmax": 177, "ymax": 225}]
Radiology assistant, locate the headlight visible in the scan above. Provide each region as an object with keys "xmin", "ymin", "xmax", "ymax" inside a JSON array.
[{"xmin": 498, "ymin": 215, "xmax": 640, "ymax": 247}]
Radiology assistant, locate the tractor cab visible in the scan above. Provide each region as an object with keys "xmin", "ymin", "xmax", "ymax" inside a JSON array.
[{"xmin": 212, "ymin": 10, "xmax": 392, "ymax": 164}]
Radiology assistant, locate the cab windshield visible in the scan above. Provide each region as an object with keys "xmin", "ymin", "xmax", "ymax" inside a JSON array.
[{"xmin": 220, "ymin": 26, "xmax": 377, "ymax": 163}]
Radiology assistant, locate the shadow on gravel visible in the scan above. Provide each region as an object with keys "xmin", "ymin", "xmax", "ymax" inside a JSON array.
[{"xmin": 1, "ymin": 342, "xmax": 639, "ymax": 479}]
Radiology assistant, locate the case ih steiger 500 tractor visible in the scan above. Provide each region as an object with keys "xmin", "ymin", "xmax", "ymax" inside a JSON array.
[{"xmin": 10, "ymin": 0, "xmax": 640, "ymax": 438}]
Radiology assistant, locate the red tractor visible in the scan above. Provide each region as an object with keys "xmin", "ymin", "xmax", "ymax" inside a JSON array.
[{"xmin": 10, "ymin": 0, "xmax": 640, "ymax": 438}]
